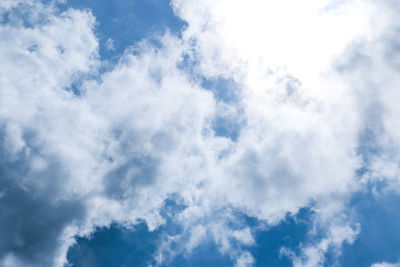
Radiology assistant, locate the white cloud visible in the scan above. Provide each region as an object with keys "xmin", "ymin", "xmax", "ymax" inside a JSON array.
[
  {"xmin": 2, "ymin": 0, "xmax": 400, "ymax": 266},
  {"xmin": 371, "ymin": 262, "xmax": 400, "ymax": 267},
  {"xmin": 170, "ymin": 0, "xmax": 400, "ymax": 265},
  {"xmin": 105, "ymin": 38, "xmax": 115, "ymax": 51},
  {"xmin": 235, "ymin": 251, "xmax": 254, "ymax": 267},
  {"xmin": 281, "ymin": 208, "xmax": 360, "ymax": 267}
]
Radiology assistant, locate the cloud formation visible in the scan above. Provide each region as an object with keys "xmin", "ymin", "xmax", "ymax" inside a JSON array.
[{"xmin": 1, "ymin": 0, "xmax": 400, "ymax": 266}]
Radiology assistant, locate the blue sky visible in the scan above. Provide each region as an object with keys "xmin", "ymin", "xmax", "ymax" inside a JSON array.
[
  {"xmin": 61, "ymin": 0, "xmax": 185, "ymax": 59},
  {"xmin": 2, "ymin": 0, "xmax": 400, "ymax": 267}
]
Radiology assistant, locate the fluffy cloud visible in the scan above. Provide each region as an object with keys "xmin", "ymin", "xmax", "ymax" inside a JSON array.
[
  {"xmin": 170, "ymin": 0, "xmax": 400, "ymax": 264},
  {"xmin": 0, "ymin": 2, "xmax": 101, "ymax": 266},
  {"xmin": 2, "ymin": 0, "xmax": 400, "ymax": 266},
  {"xmin": 0, "ymin": 1, "xmax": 218, "ymax": 266}
]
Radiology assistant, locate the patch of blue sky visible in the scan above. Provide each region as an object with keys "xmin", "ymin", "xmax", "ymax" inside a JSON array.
[
  {"xmin": 58, "ymin": 0, "xmax": 186, "ymax": 61},
  {"xmin": 67, "ymin": 197, "xmax": 185, "ymax": 267},
  {"xmin": 178, "ymin": 53, "xmax": 242, "ymax": 103},
  {"xmin": 67, "ymin": 222, "xmax": 235, "ymax": 267},
  {"xmin": 249, "ymin": 208, "xmax": 315, "ymax": 267},
  {"xmin": 64, "ymin": 75, "xmax": 94, "ymax": 97},
  {"xmin": 354, "ymin": 127, "xmax": 385, "ymax": 182},
  {"xmin": 212, "ymin": 111, "xmax": 245, "ymax": 142},
  {"xmin": 168, "ymin": 240, "xmax": 234, "ymax": 267},
  {"xmin": 72, "ymin": 185, "xmax": 399, "ymax": 267},
  {"xmin": 52, "ymin": 0, "xmax": 185, "ymax": 95},
  {"xmin": 178, "ymin": 55, "xmax": 246, "ymax": 141},
  {"xmin": 204, "ymin": 78, "xmax": 245, "ymax": 141},
  {"xmin": 200, "ymin": 77, "xmax": 242, "ymax": 104},
  {"xmin": 67, "ymin": 222, "xmax": 160, "ymax": 267},
  {"xmin": 67, "ymin": 203, "xmax": 317, "ymax": 267},
  {"xmin": 357, "ymin": 128, "xmax": 383, "ymax": 163},
  {"xmin": 339, "ymin": 182, "xmax": 400, "ymax": 267}
]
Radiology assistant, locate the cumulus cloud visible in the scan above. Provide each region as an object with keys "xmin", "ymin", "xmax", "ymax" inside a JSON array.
[
  {"xmin": 170, "ymin": 0, "xmax": 400, "ymax": 264},
  {"xmin": 2, "ymin": 0, "xmax": 400, "ymax": 266},
  {"xmin": 0, "ymin": 1, "xmax": 101, "ymax": 266},
  {"xmin": 0, "ymin": 1, "xmax": 218, "ymax": 265}
]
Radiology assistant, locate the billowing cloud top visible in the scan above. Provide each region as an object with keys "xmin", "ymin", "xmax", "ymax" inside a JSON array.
[{"xmin": 1, "ymin": 0, "xmax": 400, "ymax": 266}]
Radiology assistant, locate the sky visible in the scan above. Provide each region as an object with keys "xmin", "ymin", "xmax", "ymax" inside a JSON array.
[{"xmin": 1, "ymin": 0, "xmax": 400, "ymax": 266}]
